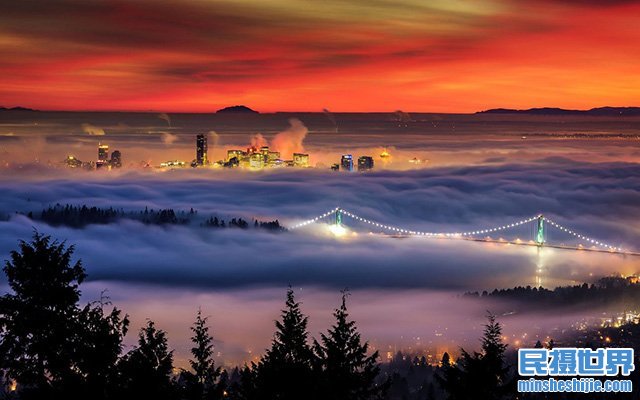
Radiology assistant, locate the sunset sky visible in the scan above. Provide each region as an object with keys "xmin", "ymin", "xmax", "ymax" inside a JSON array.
[{"xmin": 1, "ymin": 0, "xmax": 639, "ymax": 112}]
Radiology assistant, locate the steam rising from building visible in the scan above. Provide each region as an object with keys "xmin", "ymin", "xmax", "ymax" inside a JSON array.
[
  {"xmin": 250, "ymin": 133, "xmax": 267, "ymax": 149},
  {"xmin": 81, "ymin": 123, "xmax": 105, "ymax": 136},
  {"xmin": 271, "ymin": 118, "xmax": 308, "ymax": 158},
  {"xmin": 208, "ymin": 131, "xmax": 220, "ymax": 148},
  {"xmin": 161, "ymin": 132, "xmax": 178, "ymax": 145}
]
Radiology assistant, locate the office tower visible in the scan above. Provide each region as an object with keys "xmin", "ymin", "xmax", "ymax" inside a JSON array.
[
  {"xmin": 227, "ymin": 149, "xmax": 245, "ymax": 161},
  {"xmin": 64, "ymin": 155, "xmax": 82, "ymax": 168},
  {"xmin": 111, "ymin": 150, "xmax": 122, "ymax": 168},
  {"xmin": 260, "ymin": 146, "xmax": 270, "ymax": 161},
  {"xmin": 97, "ymin": 143, "xmax": 109, "ymax": 169},
  {"xmin": 267, "ymin": 151, "xmax": 281, "ymax": 165},
  {"xmin": 196, "ymin": 134, "xmax": 207, "ymax": 166},
  {"xmin": 293, "ymin": 153, "xmax": 310, "ymax": 168},
  {"xmin": 249, "ymin": 153, "xmax": 265, "ymax": 169},
  {"xmin": 357, "ymin": 156, "xmax": 374, "ymax": 171},
  {"xmin": 340, "ymin": 154, "xmax": 354, "ymax": 171}
]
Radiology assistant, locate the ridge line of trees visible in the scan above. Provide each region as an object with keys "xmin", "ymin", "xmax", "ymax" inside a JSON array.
[
  {"xmin": 464, "ymin": 276, "xmax": 640, "ymax": 310},
  {"xmin": 16, "ymin": 204, "xmax": 285, "ymax": 232}
]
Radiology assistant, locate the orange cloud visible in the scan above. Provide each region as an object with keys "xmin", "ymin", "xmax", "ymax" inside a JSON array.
[{"xmin": 0, "ymin": 0, "xmax": 638, "ymax": 112}]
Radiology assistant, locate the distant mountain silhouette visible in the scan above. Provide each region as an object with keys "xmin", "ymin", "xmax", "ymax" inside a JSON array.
[
  {"xmin": 477, "ymin": 107, "xmax": 640, "ymax": 116},
  {"xmin": 0, "ymin": 106, "xmax": 37, "ymax": 111},
  {"xmin": 216, "ymin": 105, "xmax": 258, "ymax": 114}
]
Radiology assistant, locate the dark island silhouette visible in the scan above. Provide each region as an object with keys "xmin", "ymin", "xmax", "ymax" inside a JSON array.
[
  {"xmin": 3, "ymin": 105, "xmax": 640, "ymax": 116},
  {"xmin": 216, "ymin": 105, "xmax": 259, "ymax": 114},
  {"xmin": 0, "ymin": 106, "xmax": 37, "ymax": 112},
  {"xmin": 477, "ymin": 106, "xmax": 640, "ymax": 116}
]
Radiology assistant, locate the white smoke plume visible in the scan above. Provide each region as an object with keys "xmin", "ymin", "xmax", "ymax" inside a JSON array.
[
  {"xmin": 158, "ymin": 113, "xmax": 171, "ymax": 126},
  {"xmin": 208, "ymin": 131, "xmax": 220, "ymax": 148},
  {"xmin": 161, "ymin": 132, "xmax": 178, "ymax": 145},
  {"xmin": 250, "ymin": 133, "xmax": 267, "ymax": 149},
  {"xmin": 271, "ymin": 118, "xmax": 308, "ymax": 158},
  {"xmin": 81, "ymin": 123, "xmax": 105, "ymax": 136}
]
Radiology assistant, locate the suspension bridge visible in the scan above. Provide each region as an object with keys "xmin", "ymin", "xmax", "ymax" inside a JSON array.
[{"xmin": 289, "ymin": 207, "xmax": 639, "ymax": 256}]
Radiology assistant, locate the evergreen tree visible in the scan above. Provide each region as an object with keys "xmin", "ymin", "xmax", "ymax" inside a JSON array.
[
  {"xmin": 0, "ymin": 232, "xmax": 128, "ymax": 400},
  {"xmin": 386, "ymin": 373, "xmax": 410, "ymax": 400},
  {"xmin": 0, "ymin": 233, "xmax": 85, "ymax": 397},
  {"xmin": 441, "ymin": 352, "xmax": 451, "ymax": 368},
  {"xmin": 479, "ymin": 313, "xmax": 510, "ymax": 398},
  {"xmin": 228, "ymin": 365, "xmax": 258, "ymax": 400},
  {"xmin": 117, "ymin": 321, "xmax": 176, "ymax": 400},
  {"xmin": 72, "ymin": 297, "xmax": 129, "ymax": 399},
  {"xmin": 252, "ymin": 288, "xmax": 317, "ymax": 400},
  {"xmin": 437, "ymin": 313, "xmax": 512, "ymax": 400},
  {"xmin": 181, "ymin": 309, "xmax": 224, "ymax": 400},
  {"xmin": 314, "ymin": 292, "xmax": 383, "ymax": 400}
]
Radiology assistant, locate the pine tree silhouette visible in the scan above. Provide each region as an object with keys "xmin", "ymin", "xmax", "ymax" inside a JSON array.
[
  {"xmin": 437, "ymin": 313, "xmax": 512, "ymax": 400},
  {"xmin": 314, "ymin": 291, "xmax": 383, "ymax": 400},
  {"xmin": 117, "ymin": 321, "xmax": 176, "ymax": 400},
  {"xmin": 180, "ymin": 309, "xmax": 224, "ymax": 400},
  {"xmin": 251, "ymin": 287, "xmax": 317, "ymax": 400},
  {"xmin": 0, "ymin": 232, "xmax": 128, "ymax": 400}
]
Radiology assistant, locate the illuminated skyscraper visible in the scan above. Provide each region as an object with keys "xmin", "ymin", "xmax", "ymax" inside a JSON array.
[
  {"xmin": 196, "ymin": 134, "xmax": 207, "ymax": 166},
  {"xmin": 249, "ymin": 153, "xmax": 265, "ymax": 169},
  {"xmin": 267, "ymin": 151, "xmax": 281, "ymax": 165},
  {"xmin": 111, "ymin": 150, "xmax": 122, "ymax": 168},
  {"xmin": 357, "ymin": 156, "xmax": 374, "ymax": 171},
  {"xmin": 227, "ymin": 149, "xmax": 245, "ymax": 161},
  {"xmin": 97, "ymin": 143, "xmax": 109, "ymax": 169},
  {"xmin": 64, "ymin": 155, "xmax": 82, "ymax": 168},
  {"xmin": 293, "ymin": 153, "xmax": 309, "ymax": 168},
  {"xmin": 340, "ymin": 154, "xmax": 354, "ymax": 171},
  {"xmin": 260, "ymin": 146, "xmax": 270, "ymax": 162}
]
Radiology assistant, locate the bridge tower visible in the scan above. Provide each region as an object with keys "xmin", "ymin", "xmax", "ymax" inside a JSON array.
[
  {"xmin": 535, "ymin": 215, "xmax": 545, "ymax": 245},
  {"xmin": 335, "ymin": 208, "xmax": 343, "ymax": 226}
]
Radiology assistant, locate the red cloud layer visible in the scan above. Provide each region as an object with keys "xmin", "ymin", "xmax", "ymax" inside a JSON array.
[{"xmin": 1, "ymin": 0, "xmax": 639, "ymax": 112}]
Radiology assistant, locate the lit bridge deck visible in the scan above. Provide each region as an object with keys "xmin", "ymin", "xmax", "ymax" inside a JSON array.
[{"xmin": 289, "ymin": 207, "xmax": 638, "ymax": 257}]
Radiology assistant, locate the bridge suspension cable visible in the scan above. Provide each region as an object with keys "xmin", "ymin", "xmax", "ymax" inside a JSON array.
[
  {"xmin": 289, "ymin": 207, "xmax": 625, "ymax": 253},
  {"xmin": 289, "ymin": 207, "xmax": 340, "ymax": 229},
  {"xmin": 544, "ymin": 217, "xmax": 623, "ymax": 252},
  {"xmin": 339, "ymin": 208, "xmax": 538, "ymax": 237}
]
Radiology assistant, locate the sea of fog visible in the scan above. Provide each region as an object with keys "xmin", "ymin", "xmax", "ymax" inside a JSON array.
[{"xmin": 0, "ymin": 111, "xmax": 639, "ymax": 366}]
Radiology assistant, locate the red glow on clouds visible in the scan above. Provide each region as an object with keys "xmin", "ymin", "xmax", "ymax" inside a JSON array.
[{"xmin": 1, "ymin": 1, "xmax": 639, "ymax": 112}]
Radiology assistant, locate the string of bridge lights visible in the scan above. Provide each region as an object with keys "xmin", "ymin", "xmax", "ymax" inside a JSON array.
[
  {"xmin": 339, "ymin": 209, "xmax": 538, "ymax": 237},
  {"xmin": 290, "ymin": 207, "xmax": 341, "ymax": 229},
  {"xmin": 290, "ymin": 207, "xmax": 536, "ymax": 237},
  {"xmin": 289, "ymin": 207, "xmax": 624, "ymax": 252},
  {"xmin": 543, "ymin": 217, "xmax": 623, "ymax": 252}
]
